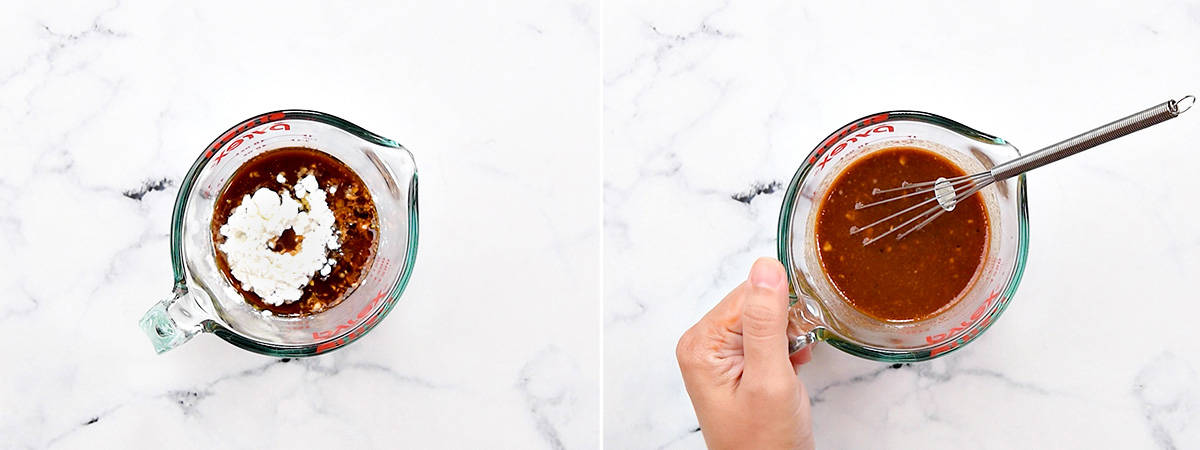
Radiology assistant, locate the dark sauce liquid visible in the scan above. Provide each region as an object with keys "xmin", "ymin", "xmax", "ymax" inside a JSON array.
[
  {"xmin": 212, "ymin": 147, "xmax": 379, "ymax": 316},
  {"xmin": 814, "ymin": 147, "xmax": 989, "ymax": 322}
]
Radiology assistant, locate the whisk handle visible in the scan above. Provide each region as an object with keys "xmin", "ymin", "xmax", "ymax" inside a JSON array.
[{"xmin": 990, "ymin": 95, "xmax": 1194, "ymax": 181}]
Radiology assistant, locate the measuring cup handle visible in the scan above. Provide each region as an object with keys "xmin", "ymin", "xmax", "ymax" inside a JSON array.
[
  {"xmin": 787, "ymin": 293, "xmax": 827, "ymax": 354},
  {"xmin": 139, "ymin": 290, "xmax": 207, "ymax": 354}
]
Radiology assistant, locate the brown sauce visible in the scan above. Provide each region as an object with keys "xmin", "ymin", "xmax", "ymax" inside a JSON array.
[
  {"xmin": 212, "ymin": 147, "xmax": 379, "ymax": 316},
  {"xmin": 814, "ymin": 146, "xmax": 989, "ymax": 322}
]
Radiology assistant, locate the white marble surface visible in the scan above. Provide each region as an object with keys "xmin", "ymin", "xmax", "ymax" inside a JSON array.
[
  {"xmin": 604, "ymin": 0, "xmax": 1200, "ymax": 448},
  {"xmin": 0, "ymin": 1, "xmax": 599, "ymax": 448}
]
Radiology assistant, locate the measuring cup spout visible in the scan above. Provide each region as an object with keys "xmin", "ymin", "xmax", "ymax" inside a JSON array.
[{"xmin": 139, "ymin": 288, "xmax": 209, "ymax": 354}]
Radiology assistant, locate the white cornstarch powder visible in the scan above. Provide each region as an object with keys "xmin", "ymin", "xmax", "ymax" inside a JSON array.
[{"xmin": 219, "ymin": 174, "xmax": 339, "ymax": 305}]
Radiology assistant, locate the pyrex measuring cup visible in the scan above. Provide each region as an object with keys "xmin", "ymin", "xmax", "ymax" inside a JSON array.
[
  {"xmin": 139, "ymin": 110, "xmax": 418, "ymax": 356},
  {"xmin": 779, "ymin": 111, "xmax": 1028, "ymax": 362}
]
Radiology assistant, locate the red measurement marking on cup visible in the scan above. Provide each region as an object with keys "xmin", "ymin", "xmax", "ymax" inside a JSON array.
[
  {"xmin": 313, "ymin": 289, "xmax": 386, "ymax": 340},
  {"xmin": 203, "ymin": 112, "xmax": 290, "ymax": 163},
  {"xmin": 311, "ymin": 286, "xmax": 401, "ymax": 353},
  {"xmin": 925, "ymin": 287, "xmax": 1006, "ymax": 357},
  {"xmin": 210, "ymin": 123, "xmax": 292, "ymax": 164},
  {"xmin": 368, "ymin": 257, "xmax": 392, "ymax": 284},
  {"xmin": 197, "ymin": 121, "xmax": 295, "ymax": 197},
  {"xmin": 809, "ymin": 113, "xmax": 893, "ymax": 171},
  {"xmin": 925, "ymin": 287, "xmax": 1002, "ymax": 345},
  {"xmin": 312, "ymin": 286, "xmax": 400, "ymax": 355}
]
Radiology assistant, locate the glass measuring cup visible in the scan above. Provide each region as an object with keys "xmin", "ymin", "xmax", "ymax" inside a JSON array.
[
  {"xmin": 778, "ymin": 111, "xmax": 1029, "ymax": 362},
  {"xmin": 139, "ymin": 110, "xmax": 418, "ymax": 356}
]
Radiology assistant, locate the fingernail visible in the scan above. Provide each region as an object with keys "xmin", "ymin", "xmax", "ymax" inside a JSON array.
[{"xmin": 749, "ymin": 258, "xmax": 785, "ymax": 290}]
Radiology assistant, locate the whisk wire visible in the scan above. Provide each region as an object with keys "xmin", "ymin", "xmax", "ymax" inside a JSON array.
[
  {"xmin": 869, "ymin": 173, "xmax": 974, "ymax": 195},
  {"xmin": 849, "ymin": 95, "xmax": 1190, "ymax": 246},
  {"xmin": 896, "ymin": 182, "xmax": 989, "ymax": 240},
  {"xmin": 855, "ymin": 173, "xmax": 991, "ymax": 210},
  {"xmin": 855, "ymin": 177, "xmax": 989, "ymax": 246}
]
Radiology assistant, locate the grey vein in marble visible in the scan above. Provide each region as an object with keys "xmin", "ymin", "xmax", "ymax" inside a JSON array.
[
  {"xmin": 122, "ymin": 178, "xmax": 173, "ymax": 201},
  {"xmin": 1134, "ymin": 352, "xmax": 1200, "ymax": 449},
  {"xmin": 517, "ymin": 347, "xmax": 585, "ymax": 450},
  {"xmin": 730, "ymin": 180, "xmax": 784, "ymax": 204}
]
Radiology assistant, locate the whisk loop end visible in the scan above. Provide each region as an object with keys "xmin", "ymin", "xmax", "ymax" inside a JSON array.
[
  {"xmin": 933, "ymin": 177, "xmax": 956, "ymax": 211},
  {"xmin": 1172, "ymin": 95, "xmax": 1194, "ymax": 115}
]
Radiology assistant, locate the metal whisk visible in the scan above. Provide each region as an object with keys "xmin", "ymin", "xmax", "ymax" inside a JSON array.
[{"xmin": 852, "ymin": 95, "xmax": 1195, "ymax": 246}]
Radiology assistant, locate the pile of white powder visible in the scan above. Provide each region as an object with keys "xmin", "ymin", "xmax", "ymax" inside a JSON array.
[{"xmin": 219, "ymin": 174, "xmax": 339, "ymax": 305}]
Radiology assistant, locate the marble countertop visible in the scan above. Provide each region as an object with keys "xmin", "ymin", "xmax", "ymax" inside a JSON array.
[
  {"xmin": 604, "ymin": 0, "xmax": 1200, "ymax": 448},
  {"xmin": 4, "ymin": 0, "xmax": 1199, "ymax": 448},
  {"xmin": 0, "ymin": 1, "xmax": 599, "ymax": 448}
]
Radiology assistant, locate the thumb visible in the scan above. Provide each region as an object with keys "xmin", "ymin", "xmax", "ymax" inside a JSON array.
[{"xmin": 740, "ymin": 258, "xmax": 793, "ymax": 384}]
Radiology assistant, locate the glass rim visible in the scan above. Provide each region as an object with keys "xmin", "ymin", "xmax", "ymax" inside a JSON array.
[
  {"xmin": 170, "ymin": 109, "xmax": 419, "ymax": 356},
  {"xmin": 776, "ymin": 110, "xmax": 1030, "ymax": 362}
]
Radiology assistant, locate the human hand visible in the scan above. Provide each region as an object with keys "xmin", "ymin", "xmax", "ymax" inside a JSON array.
[{"xmin": 676, "ymin": 257, "xmax": 815, "ymax": 450}]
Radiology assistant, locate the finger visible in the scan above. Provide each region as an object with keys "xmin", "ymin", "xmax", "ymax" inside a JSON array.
[
  {"xmin": 699, "ymin": 280, "xmax": 749, "ymax": 332},
  {"xmin": 790, "ymin": 347, "xmax": 812, "ymax": 374},
  {"xmin": 677, "ymin": 281, "xmax": 749, "ymax": 389},
  {"xmin": 740, "ymin": 258, "xmax": 794, "ymax": 385}
]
